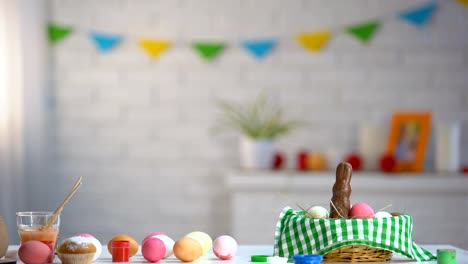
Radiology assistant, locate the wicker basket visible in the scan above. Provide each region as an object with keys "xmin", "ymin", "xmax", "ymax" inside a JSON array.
[
  {"xmin": 323, "ymin": 245, "xmax": 392, "ymax": 262},
  {"xmin": 274, "ymin": 207, "xmax": 436, "ymax": 262}
]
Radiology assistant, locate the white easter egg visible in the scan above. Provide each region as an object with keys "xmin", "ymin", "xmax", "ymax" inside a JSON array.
[
  {"xmin": 307, "ymin": 206, "xmax": 329, "ymax": 219},
  {"xmin": 153, "ymin": 234, "xmax": 175, "ymax": 258},
  {"xmin": 375, "ymin": 211, "xmax": 393, "ymax": 218}
]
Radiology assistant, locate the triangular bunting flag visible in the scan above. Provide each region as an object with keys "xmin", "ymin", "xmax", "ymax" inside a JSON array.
[
  {"xmin": 48, "ymin": 24, "xmax": 73, "ymax": 44},
  {"xmin": 192, "ymin": 42, "xmax": 226, "ymax": 61},
  {"xmin": 399, "ymin": 3, "xmax": 437, "ymax": 27},
  {"xmin": 457, "ymin": 0, "xmax": 468, "ymax": 6},
  {"xmin": 241, "ymin": 39, "xmax": 277, "ymax": 59},
  {"xmin": 346, "ymin": 21, "xmax": 380, "ymax": 43},
  {"xmin": 139, "ymin": 39, "xmax": 171, "ymax": 58},
  {"xmin": 296, "ymin": 31, "xmax": 331, "ymax": 52},
  {"xmin": 90, "ymin": 32, "xmax": 123, "ymax": 53}
]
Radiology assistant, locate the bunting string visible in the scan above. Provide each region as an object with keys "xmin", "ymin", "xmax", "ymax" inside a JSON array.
[{"xmin": 48, "ymin": 1, "xmax": 464, "ymax": 61}]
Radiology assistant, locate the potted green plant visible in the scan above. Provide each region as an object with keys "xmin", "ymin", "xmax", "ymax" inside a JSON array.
[{"xmin": 215, "ymin": 93, "xmax": 299, "ymax": 170}]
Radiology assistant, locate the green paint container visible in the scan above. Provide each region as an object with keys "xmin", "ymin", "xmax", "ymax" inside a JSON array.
[{"xmin": 437, "ymin": 249, "xmax": 456, "ymax": 264}]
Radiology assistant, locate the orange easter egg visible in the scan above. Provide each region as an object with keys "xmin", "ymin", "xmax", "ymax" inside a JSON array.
[
  {"xmin": 107, "ymin": 234, "xmax": 139, "ymax": 257},
  {"xmin": 306, "ymin": 152, "xmax": 328, "ymax": 170},
  {"xmin": 173, "ymin": 237, "xmax": 203, "ymax": 262}
]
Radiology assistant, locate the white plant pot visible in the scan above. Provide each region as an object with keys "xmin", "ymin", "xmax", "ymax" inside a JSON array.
[{"xmin": 239, "ymin": 136, "xmax": 275, "ymax": 170}]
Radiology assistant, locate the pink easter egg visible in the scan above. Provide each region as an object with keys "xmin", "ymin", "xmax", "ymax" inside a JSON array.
[
  {"xmin": 142, "ymin": 231, "xmax": 167, "ymax": 245},
  {"xmin": 142, "ymin": 237, "xmax": 166, "ymax": 263},
  {"xmin": 18, "ymin": 241, "xmax": 52, "ymax": 264},
  {"xmin": 213, "ymin": 235, "xmax": 238, "ymax": 260},
  {"xmin": 76, "ymin": 233, "xmax": 94, "ymax": 238},
  {"xmin": 349, "ymin": 202, "xmax": 375, "ymax": 218}
]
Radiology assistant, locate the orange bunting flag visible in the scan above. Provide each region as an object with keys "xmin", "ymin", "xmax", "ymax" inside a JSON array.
[
  {"xmin": 457, "ymin": 0, "xmax": 468, "ymax": 6},
  {"xmin": 138, "ymin": 38, "xmax": 171, "ymax": 58},
  {"xmin": 296, "ymin": 31, "xmax": 331, "ymax": 52}
]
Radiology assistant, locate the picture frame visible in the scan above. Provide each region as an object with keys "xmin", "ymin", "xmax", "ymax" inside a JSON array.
[{"xmin": 385, "ymin": 112, "xmax": 432, "ymax": 172}]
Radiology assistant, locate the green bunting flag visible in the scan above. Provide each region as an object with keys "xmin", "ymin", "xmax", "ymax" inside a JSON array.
[
  {"xmin": 192, "ymin": 42, "xmax": 226, "ymax": 61},
  {"xmin": 48, "ymin": 24, "xmax": 73, "ymax": 44},
  {"xmin": 345, "ymin": 21, "xmax": 381, "ymax": 44}
]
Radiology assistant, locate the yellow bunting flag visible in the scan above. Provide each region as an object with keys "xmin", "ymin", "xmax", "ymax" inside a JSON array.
[
  {"xmin": 296, "ymin": 31, "xmax": 331, "ymax": 52},
  {"xmin": 138, "ymin": 38, "xmax": 171, "ymax": 58},
  {"xmin": 457, "ymin": 0, "xmax": 468, "ymax": 6}
]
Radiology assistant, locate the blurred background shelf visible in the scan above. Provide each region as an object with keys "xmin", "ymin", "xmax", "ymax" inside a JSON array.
[{"xmin": 225, "ymin": 170, "xmax": 468, "ymax": 249}]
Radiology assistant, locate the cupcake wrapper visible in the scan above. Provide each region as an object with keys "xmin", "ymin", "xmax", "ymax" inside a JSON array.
[{"xmin": 57, "ymin": 253, "xmax": 95, "ymax": 264}]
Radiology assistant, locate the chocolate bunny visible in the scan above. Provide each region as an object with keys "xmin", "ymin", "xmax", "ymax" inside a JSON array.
[{"xmin": 329, "ymin": 162, "xmax": 352, "ymax": 218}]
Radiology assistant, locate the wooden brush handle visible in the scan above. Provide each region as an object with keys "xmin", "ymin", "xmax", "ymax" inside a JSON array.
[{"xmin": 42, "ymin": 177, "xmax": 82, "ymax": 228}]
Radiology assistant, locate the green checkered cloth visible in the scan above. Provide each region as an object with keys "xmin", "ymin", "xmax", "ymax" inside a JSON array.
[{"xmin": 274, "ymin": 207, "xmax": 436, "ymax": 261}]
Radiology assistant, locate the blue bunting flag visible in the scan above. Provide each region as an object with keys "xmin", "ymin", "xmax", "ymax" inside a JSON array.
[
  {"xmin": 399, "ymin": 3, "xmax": 437, "ymax": 27},
  {"xmin": 90, "ymin": 32, "xmax": 123, "ymax": 53},
  {"xmin": 242, "ymin": 39, "xmax": 277, "ymax": 59}
]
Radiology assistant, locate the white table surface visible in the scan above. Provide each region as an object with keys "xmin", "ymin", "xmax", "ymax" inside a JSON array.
[{"xmin": 5, "ymin": 244, "xmax": 468, "ymax": 263}]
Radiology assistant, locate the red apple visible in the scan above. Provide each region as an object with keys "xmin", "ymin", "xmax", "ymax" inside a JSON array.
[
  {"xmin": 379, "ymin": 154, "xmax": 396, "ymax": 173},
  {"xmin": 296, "ymin": 151, "xmax": 308, "ymax": 171},
  {"xmin": 345, "ymin": 153, "xmax": 362, "ymax": 171},
  {"xmin": 462, "ymin": 166, "xmax": 468, "ymax": 174},
  {"xmin": 272, "ymin": 152, "xmax": 284, "ymax": 170}
]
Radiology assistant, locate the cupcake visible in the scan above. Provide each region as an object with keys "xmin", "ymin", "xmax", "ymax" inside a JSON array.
[{"xmin": 57, "ymin": 236, "xmax": 97, "ymax": 264}]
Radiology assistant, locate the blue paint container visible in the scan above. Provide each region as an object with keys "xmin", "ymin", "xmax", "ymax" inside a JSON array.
[{"xmin": 292, "ymin": 254, "xmax": 323, "ymax": 264}]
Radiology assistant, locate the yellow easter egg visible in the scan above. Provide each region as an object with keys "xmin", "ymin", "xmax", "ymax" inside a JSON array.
[{"xmin": 185, "ymin": 231, "xmax": 212, "ymax": 254}]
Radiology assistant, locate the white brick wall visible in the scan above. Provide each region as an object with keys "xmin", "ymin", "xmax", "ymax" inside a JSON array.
[{"xmin": 48, "ymin": 0, "xmax": 468, "ymax": 244}]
